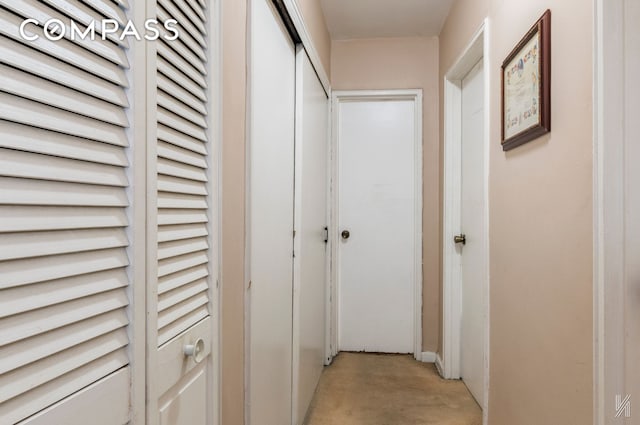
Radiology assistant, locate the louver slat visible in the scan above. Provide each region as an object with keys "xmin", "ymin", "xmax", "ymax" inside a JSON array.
[
  {"xmin": 0, "ymin": 36, "xmax": 129, "ymax": 107},
  {"xmin": 0, "ymin": 121, "xmax": 129, "ymax": 166},
  {"xmin": 0, "ymin": 11, "xmax": 128, "ymax": 86},
  {"xmin": 0, "ymin": 206, "xmax": 128, "ymax": 233},
  {"xmin": 0, "ymin": 0, "xmax": 129, "ymax": 65},
  {"xmin": 0, "ymin": 63, "xmax": 129, "ymax": 126},
  {"xmin": 0, "ymin": 0, "xmax": 131, "ymax": 422},
  {"xmin": 0, "ymin": 93, "xmax": 128, "ymax": 147},
  {"xmin": 157, "ymin": 0, "xmax": 206, "ymax": 48},
  {"xmin": 39, "ymin": 0, "xmax": 129, "ymax": 47}
]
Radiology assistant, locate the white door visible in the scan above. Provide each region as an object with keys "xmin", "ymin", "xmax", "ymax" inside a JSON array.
[
  {"xmin": 459, "ymin": 59, "xmax": 485, "ymax": 405},
  {"xmin": 0, "ymin": 1, "xmax": 132, "ymax": 423},
  {"xmin": 337, "ymin": 95, "xmax": 420, "ymax": 354},
  {"xmin": 292, "ymin": 51, "xmax": 329, "ymax": 424},
  {"xmin": 249, "ymin": 0, "xmax": 296, "ymax": 423},
  {"xmin": 148, "ymin": 0, "xmax": 216, "ymax": 423}
]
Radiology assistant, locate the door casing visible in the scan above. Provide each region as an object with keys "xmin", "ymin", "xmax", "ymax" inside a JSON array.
[
  {"xmin": 329, "ymin": 89, "xmax": 423, "ymax": 361},
  {"xmin": 442, "ymin": 19, "xmax": 490, "ymax": 424},
  {"xmin": 593, "ymin": 1, "xmax": 638, "ymax": 423}
]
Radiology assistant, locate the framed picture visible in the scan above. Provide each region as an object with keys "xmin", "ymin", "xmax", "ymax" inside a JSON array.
[{"xmin": 501, "ymin": 9, "xmax": 551, "ymax": 151}]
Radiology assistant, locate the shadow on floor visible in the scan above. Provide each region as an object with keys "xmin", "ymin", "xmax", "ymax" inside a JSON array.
[{"xmin": 304, "ymin": 352, "xmax": 482, "ymax": 425}]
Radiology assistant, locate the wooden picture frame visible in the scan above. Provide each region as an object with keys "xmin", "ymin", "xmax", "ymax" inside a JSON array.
[{"xmin": 501, "ymin": 9, "xmax": 551, "ymax": 151}]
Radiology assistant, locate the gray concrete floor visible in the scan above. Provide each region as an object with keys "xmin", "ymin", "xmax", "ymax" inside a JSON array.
[{"xmin": 304, "ymin": 352, "xmax": 482, "ymax": 425}]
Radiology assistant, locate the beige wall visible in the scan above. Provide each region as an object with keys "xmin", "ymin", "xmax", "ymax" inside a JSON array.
[
  {"xmin": 439, "ymin": 1, "xmax": 593, "ymax": 423},
  {"xmin": 220, "ymin": 1, "xmax": 330, "ymax": 424},
  {"xmin": 221, "ymin": 0, "xmax": 247, "ymax": 424},
  {"xmin": 331, "ymin": 37, "xmax": 441, "ymax": 352},
  {"xmin": 296, "ymin": 0, "xmax": 331, "ymax": 75}
]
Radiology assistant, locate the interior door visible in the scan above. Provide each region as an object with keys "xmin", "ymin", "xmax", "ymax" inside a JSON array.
[
  {"xmin": 249, "ymin": 0, "xmax": 296, "ymax": 423},
  {"xmin": 459, "ymin": 58, "xmax": 485, "ymax": 405},
  {"xmin": 148, "ymin": 0, "xmax": 215, "ymax": 424},
  {"xmin": 0, "ymin": 0, "xmax": 132, "ymax": 423},
  {"xmin": 292, "ymin": 51, "xmax": 329, "ymax": 424},
  {"xmin": 337, "ymin": 96, "xmax": 418, "ymax": 354}
]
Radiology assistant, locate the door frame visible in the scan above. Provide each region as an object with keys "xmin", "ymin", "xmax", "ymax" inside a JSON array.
[
  {"xmin": 441, "ymin": 19, "xmax": 490, "ymax": 420},
  {"xmin": 593, "ymin": 1, "xmax": 628, "ymax": 423},
  {"xmin": 329, "ymin": 89, "xmax": 423, "ymax": 361}
]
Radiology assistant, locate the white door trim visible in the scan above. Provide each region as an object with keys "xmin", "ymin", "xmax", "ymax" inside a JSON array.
[
  {"xmin": 442, "ymin": 19, "xmax": 490, "ymax": 422},
  {"xmin": 208, "ymin": 1, "xmax": 223, "ymax": 424},
  {"xmin": 593, "ymin": 1, "xmax": 626, "ymax": 424},
  {"xmin": 329, "ymin": 89, "xmax": 423, "ymax": 361}
]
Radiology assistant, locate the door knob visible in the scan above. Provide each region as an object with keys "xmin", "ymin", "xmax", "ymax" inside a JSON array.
[
  {"xmin": 341, "ymin": 230, "xmax": 350, "ymax": 240},
  {"xmin": 454, "ymin": 234, "xmax": 466, "ymax": 245},
  {"xmin": 184, "ymin": 338, "xmax": 205, "ymax": 363}
]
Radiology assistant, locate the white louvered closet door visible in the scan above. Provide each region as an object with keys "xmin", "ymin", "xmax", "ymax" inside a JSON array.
[
  {"xmin": 0, "ymin": 1, "xmax": 132, "ymax": 424},
  {"xmin": 148, "ymin": 0, "xmax": 215, "ymax": 424}
]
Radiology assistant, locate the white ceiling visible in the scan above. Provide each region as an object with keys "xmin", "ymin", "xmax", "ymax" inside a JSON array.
[{"xmin": 320, "ymin": 0, "xmax": 456, "ymax": 40}]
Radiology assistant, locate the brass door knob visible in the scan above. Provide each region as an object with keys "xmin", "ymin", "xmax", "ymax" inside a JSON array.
[
  {"xmin": 454, "ymin": 234, "xmax": 466, "ymax": 245},
  {"xmin": 341, "ymin": 230, "xmax": 350, "ymax": 240}
]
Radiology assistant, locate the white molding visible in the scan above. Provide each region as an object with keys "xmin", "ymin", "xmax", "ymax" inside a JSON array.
[
  {"xmin": 330, "ymin": 89, "xmax": 423, "ymax": 361},
  {"xmin": 435, "ymin": 353, "xmax": 444, "ymax": 377},
  {"xmin": 144, "ymin": 0, "xmax": 160, "ymax": 422},
  {"xmin": 420, "ymin": 352, "xmax": 437, "ymax": 363},
  {"xmin": 442, "ymin": 76, "xmax": 462, "ymax": 381},
  {"xmin": 593, "ymin": 1, "xmax": 626, "ymax": 424},
  {"xmin": 208, "ymin": 0, "xmax": 223, "ymax": 424},
  {"xmin": 442, "ymin": 19, "xmax": 490, "ymax": 424},
  {"xmin": 291, "ymin": 43, "xmax": 304, "ymax": 425},
  {"xmin": 125, "ymin": 1, "xmax": 148, "ymax": 423},
  {"xmin": 328, "ymin": 91, "xmax": 339, "ymax": 361},
  {"xmin": 281, "ymin": 0, "xmax": 331, "ymax": 96}
]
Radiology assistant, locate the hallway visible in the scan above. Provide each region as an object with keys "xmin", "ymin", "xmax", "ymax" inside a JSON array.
[{"xmin": 305, "ymin": 353, "xmax": 482, "ymax": 425}]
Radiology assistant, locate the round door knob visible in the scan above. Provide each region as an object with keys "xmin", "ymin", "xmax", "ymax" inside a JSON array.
[
  {"xmin": 341, "ymin": 230, "xmax": 350, "ymax": 240},
  {"xmin": 184, "ymin": 338, "xmax": 206, "ymax": 363}
]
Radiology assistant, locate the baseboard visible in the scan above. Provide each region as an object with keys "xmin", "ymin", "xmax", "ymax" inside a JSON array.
[
  {"xmin": 420, "ymin": 351, "xmax": 436, "ymax": 363},
  {"xmin": 435, "ymin": 353, "xmax": 444, "ymax": 377}
]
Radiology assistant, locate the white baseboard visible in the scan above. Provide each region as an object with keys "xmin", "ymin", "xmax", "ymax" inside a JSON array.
[
  {"xmin": 420, "ymin": 351, "xmax": 436, "ymax": 363},
  {"xmin": 435, "ymin": 353, "xmax": 444, "ymax": 377}
]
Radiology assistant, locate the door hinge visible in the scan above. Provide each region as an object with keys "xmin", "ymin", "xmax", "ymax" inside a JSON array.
[{"xmin": 324, "ymin": 226, "xmax": 328, "ymax": 243}]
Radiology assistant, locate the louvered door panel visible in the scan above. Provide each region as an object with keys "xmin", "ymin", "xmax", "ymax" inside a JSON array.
[
  {"xmin": 154, "ymin": 0, "xmax": 211, "ymax": 348},
  {"xmin": 0, "ymin": 1, "xmax": 131, "ymax": 423}
]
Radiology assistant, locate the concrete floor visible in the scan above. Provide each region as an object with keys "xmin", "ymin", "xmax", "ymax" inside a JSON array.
[{"xmin": 304, "ymin": 353, "xmax": 482, "ymax": 425}]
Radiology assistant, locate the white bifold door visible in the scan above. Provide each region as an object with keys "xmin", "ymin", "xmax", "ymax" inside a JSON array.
[
  {"xmin": 249, "ymin": 1, "xmax": 329, "ymax": 423},
  {"xmin": 147, "ymin": 0, "xmax": 217, "ymax": 424},
  {"xmin": 0, "ymin": 1, "xmax": 133, "ymax": 423},
  {"xmin": 0, "ymin": 0, "xmax": 218, "ymax": 424}
]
